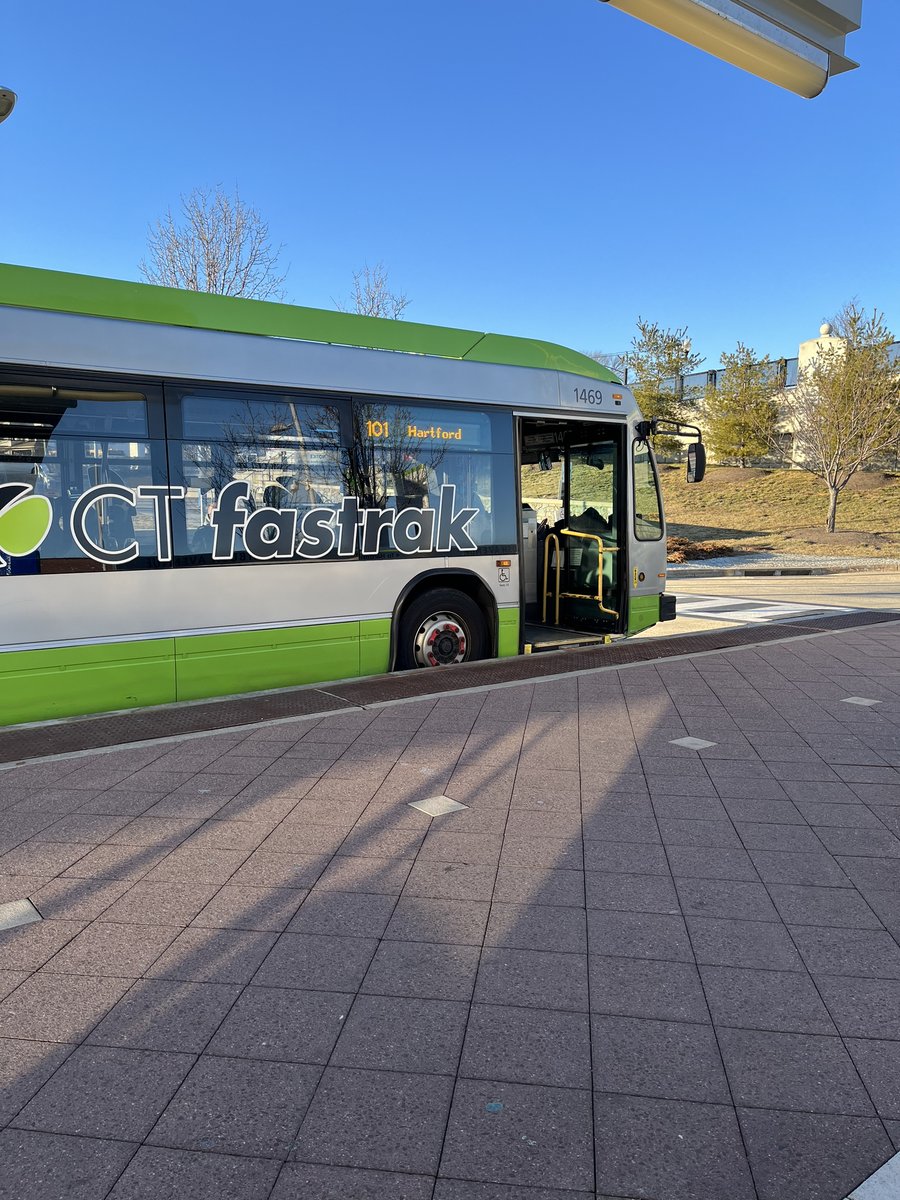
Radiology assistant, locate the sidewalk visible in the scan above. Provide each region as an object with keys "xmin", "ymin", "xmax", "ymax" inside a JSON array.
[
  {"xmin": 1, "ymin": 623, "xmax": 900, "ymax": 1199},
  {"xmin": 669, "ymin": 553, "xmax": 900, "ymax": 578}
]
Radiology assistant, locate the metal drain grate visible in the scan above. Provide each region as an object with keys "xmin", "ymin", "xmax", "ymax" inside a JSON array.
[
  {"xmin": 0, "ymin": 687, "xmax": 354, "ymax": 764},
  {"xmin": 0, "ymin": 898, "xmax": 42, "ymax": 931},
  {"xmin": 845, "ymin": 1148, "xmax": 900, "ymax": 1199},
  {"xmin": 408, "ymin": 796, "xmax": 469, "ymax": 817}
]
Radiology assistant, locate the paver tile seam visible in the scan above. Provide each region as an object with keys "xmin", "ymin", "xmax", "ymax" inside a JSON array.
[
  {"xmin": 4, "ymin": 624, "xmax": 900, "ymax": 1198},
  {"xmin": 423, "ymin": 687, "xmax": 532, "ymax": 1192}
]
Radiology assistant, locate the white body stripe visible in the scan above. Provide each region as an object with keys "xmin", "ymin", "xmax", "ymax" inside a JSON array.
[{"xmin": 0, "ymin": 554, "xmax": 519, "ymax": 651}]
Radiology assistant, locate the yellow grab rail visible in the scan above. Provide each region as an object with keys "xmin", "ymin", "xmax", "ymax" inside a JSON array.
[
  {"xmin": 541, "ymin": 532, "xmax": 561, "ymax": 624},
  {"xmin": 542, "ymin": 528, "xmax": 620, "ymax": 624}
]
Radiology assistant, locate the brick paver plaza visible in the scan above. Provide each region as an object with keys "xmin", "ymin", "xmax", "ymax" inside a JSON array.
[{"xmin": 1, "ymin": 623, "xmax": 900, "ymax": 1200}]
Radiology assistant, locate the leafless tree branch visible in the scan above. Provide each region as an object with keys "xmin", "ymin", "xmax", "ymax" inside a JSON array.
[
  {"xmin": 335, "ymin": 262, "xmax": 409, "ymax": 320},
  {"xmin": 785, "ymin": 303, "xmax": 900, "ymax": 531},
  {"xmin": 139, "ymin": 185, "xmax": 287, "ymax": 300}
]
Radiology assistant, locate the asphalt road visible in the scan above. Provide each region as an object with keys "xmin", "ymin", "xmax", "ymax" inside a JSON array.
[{"xmin": 637, "ymin": 571, "xmax": 900, "ymax": 639}]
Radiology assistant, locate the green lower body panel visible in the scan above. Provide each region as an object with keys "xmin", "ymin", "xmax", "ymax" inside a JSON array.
[
  {"xmin": 359, "ymin": 618, "xmax": 391, "ymax": 676},
  {"xmin": 497, "ymin": 607, "xmax": 520, "ymax": 657},
  {"xmin": 628, "ymin": 594, "xmax": 662, "ymax": 635},
  {"xmin": 0, "ymin": 638, "xmax": 176, "ymax": 726},
  {"xmin": 0, "ymin": 608, "xmax": 522, "ymax": 726},
  {"xmin": 174, "ymin": 622, "xmax": 361, "ymax": 702},
  {"xmin": 0, "ymin": 621, "xmax": 370, "ymax": 726}
]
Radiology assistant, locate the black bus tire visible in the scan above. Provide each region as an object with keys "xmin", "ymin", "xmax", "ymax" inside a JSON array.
[{"xmin": 396, "ymin": 588, "xmax": 487, "ymax": 670}]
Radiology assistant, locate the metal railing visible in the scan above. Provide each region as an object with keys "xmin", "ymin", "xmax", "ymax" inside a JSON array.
[
  {"xmin": 542, "ymin": 530, "xmax": 619, "ymax": 625},
  {"xmin": 632, "ymin": 341, "xmax": 900, "ymax": 397}
]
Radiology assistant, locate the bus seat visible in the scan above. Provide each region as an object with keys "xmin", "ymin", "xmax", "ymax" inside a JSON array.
[
  {"xmin": 567, "ymin": 510, "xmax": 600, "ymax": 588},
  {"xmin": 106, "ymin": 498, "xmax": 135, "ymax": 550},
  {"xmin": 566, "ymin": 509, "xmax": 615, "ymax": 605}
]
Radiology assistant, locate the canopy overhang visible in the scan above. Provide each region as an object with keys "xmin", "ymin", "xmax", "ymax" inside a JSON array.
[{"xmin": 600, "ymin": 0, "xmax": 861, "ymax": 97}]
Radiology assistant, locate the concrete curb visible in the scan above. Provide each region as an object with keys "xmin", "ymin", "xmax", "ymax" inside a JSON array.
[{"xmin": 669, "ymin": 564, "xmax": 900, "ymax": 579}]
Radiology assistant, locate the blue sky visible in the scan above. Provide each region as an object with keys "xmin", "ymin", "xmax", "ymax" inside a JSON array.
[{"xmin": 2, "ymin": 1, "xmax": 898, "ymax": 368}]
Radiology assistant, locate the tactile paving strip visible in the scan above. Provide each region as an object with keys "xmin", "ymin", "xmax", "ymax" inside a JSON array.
[
  {"xmin": 0, "ymin": 686, "xmax": 353, "ymax": 764},
  {"xmin": 1, "ymin": 610, "xmax": 897, "ymax": 764},
  {"xmin": 330, "ymin": 613, "xmax": 900, "ymax": 705},
  {"xmin": 793, "ymin": 610, "xmax": 900, "ymax": 631}
]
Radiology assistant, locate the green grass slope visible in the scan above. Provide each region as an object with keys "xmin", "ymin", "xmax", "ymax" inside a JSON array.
[{"xmin": 659, "ymin": 466, "xmax": 900, "ymax": 558}]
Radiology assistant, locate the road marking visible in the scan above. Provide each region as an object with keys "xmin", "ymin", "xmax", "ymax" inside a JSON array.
[
  {"xmin": 673, "ymin": 593, "xmax": 854, "ymax": 625},
  {"xmin": 675, "ymin": 596, "xmax": 752, "ymax": 612}
]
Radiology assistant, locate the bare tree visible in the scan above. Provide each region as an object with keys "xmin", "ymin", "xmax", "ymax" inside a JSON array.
[
  {"xmin": 337, "ymin": 262, "xmax": 409, "ymax": 319},
  {"xmin": 589, "ymin": 351, "xmax": 627, "ymax": 379},
  {"xmin": 140, "ymin": 185, "xmax": 287, "ymax": 300},
  {"xmin": 789, "ymin": 304, "xmax": 900, "ymax": 532}
]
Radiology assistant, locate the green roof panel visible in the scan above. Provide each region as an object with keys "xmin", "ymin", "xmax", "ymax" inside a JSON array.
[
  {"xmin": 462, "ymin": 332, "xmax": 619, "ymax": 380},
  {"xmin": 0, "ymin": 263, "xmax": 620, "ymax": 383}
]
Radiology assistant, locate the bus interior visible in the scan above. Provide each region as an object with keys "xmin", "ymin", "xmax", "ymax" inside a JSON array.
[{"xmin": 519, "ymin": 417, "xmax": 625, "ymax": 652}]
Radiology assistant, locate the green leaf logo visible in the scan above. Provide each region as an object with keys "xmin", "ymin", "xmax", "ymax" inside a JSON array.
[{"xmin": 0, "ymin": 491, "xmax": 53, "ymax": 567}]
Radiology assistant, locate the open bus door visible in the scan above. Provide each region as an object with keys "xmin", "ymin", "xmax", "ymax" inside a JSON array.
[{"xmin": 518, "ymin": 417, "xmax": 626, "ymax": 653}]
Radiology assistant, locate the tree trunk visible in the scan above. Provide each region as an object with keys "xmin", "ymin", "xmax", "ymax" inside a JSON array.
[{"xmin": 826, "ymin": 485, "xmax": 839, "ymax": 533}]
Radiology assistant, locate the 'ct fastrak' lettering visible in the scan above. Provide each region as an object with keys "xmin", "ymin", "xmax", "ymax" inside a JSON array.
[{"xmin": 64, "ymin": 481, "xmax": 481, "ymax": 566}]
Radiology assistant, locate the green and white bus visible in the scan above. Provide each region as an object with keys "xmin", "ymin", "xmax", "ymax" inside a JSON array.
[{"xmin": 0, "ymin": 265, "xmax": 702, "ymax": 726}]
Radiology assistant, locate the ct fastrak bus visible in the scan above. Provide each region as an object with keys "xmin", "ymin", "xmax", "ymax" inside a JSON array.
[{"xmin": 0, "ymin": 265, "xmax": 704, "ymax": 726}]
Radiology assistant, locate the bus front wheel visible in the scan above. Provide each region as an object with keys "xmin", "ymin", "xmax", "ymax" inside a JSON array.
[{"xmin": 397, "ymin": 589, "xmax": 486, "ymax": 669}]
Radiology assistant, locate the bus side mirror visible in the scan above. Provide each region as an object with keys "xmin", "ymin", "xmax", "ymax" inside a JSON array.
[{"xmin": 687, "ymin": 442, "xmax": 706, "ymax": 484}]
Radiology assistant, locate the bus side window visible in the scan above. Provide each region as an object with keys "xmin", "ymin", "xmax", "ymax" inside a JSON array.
[
  {"xmin": 633, "ymin": 440, "xmax": 663, "ymax": 541},
  {"xmin": 352, "ymin": 400, "xmax": 517, "ymax": 554},
  {"xmin": 170, "ymin": 393, "xmax": 346, "ymax": 562}
]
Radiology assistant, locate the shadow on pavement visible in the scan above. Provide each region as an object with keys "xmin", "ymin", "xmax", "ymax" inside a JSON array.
[{"xmin": 1, "ymin": 626, "xmax": 900, "ymax": 1197}]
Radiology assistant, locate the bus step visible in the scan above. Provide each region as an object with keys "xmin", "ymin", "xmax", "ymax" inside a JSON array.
[{"xmin": 523, "ymin": 624, "xmax": 608, "ymax": 652}]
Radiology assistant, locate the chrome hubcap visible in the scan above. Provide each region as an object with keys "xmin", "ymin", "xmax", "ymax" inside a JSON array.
[{"xmin": 413, "ymin": 612, "xmax": 468, "ymax": 667}]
